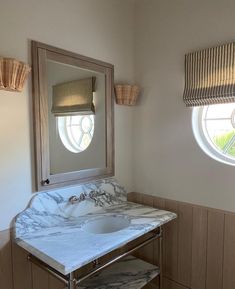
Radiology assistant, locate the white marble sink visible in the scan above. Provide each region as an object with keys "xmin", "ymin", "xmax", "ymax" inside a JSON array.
[
  {"xmin": 82, "ymin": 215, "xmax": 131, "ymax": 234},
  {"xmin": 14, "ymin": 178, "xmax": 177, "ymax": 275}
]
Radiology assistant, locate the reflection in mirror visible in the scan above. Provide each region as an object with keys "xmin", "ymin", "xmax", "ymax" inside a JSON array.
[
  {"xmin": 47, "ymin": 60, "xmax": 106, "ymax": 174},
  {"xmin": 57, "ymin": 115, "xmax": 95, "ymax": 154},
  {"xmin": 31, "ymin": 41, "xmax": 114, "ymax": 191}
]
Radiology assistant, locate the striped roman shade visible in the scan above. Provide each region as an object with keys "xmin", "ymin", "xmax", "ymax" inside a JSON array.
[{"xmin": 183, "ymin": 42, "xmax": 235, "ymax": 107}]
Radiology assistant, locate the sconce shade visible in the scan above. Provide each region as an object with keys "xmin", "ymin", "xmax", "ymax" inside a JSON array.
[
  {"xmin": 52, "ymin": 77, "xmax": 96, "ymax": 116},
  {"xmin": 0, "ymin": 58, "xmax": 31, "ymax": 92},
  {"xmin": 115, "ymin": 84, "xmax": 140, "ymax": 105}
]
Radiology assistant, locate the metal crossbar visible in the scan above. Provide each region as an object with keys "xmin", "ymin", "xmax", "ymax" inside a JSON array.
[{"xmin": 28, "ymin": 227, "xmax": 163, "ymax": 289}]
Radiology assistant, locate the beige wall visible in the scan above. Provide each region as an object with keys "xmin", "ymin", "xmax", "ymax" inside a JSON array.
[
  {"xmin": 0, "ymin": 0, "xmax": 135, "ymax": 231},
  {"xmin": 2, "ymin": 0, "xmax": 235, "ymax": 231},
  {"xmin": 134, "ymin": 0, "xmax": 235, "ymax": 212}
]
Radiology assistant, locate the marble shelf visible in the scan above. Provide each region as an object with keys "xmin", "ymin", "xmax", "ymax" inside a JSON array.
[{"xmin": 79, "ymin": 255, "xmax": 159, "ymax": 289}]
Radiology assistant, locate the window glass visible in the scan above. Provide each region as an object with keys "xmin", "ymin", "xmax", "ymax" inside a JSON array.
[
  {"xmin": 58, "ymin": 115, "xmax": 94, "ymax": 153},
  {"xmin": 192, "ymin": 103, "xmax": 235, "ymax": 165}
]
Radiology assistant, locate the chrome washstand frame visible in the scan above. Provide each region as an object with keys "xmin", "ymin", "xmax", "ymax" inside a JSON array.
[{"xmin": 27, "ymin": 227, "xmax": 163, "ymax": 289}]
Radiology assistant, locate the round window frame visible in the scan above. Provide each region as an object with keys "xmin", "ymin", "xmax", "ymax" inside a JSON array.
[
  {"xmin": 192, "ymin": 105, "xmax": 235, "ymax": 166},
  {"xmin": 57, "ymin": 115, "xmax": 95, "ymax": 154}
]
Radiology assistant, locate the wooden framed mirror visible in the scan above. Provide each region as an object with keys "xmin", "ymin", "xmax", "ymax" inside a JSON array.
[{"xmin": 32, "ymin": 41, "xmax": 114, "ymax": 191}]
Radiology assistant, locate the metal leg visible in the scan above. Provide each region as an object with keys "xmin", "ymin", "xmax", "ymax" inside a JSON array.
[
  {"xmin": 68, "ymin": 272, "xmax": 76, "ymax": 289},
  {"xmin": 159, "ymin": 226, "xmax": 163, "ymax": 289}
]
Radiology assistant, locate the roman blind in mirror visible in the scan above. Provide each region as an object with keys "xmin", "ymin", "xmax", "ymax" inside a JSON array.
[
  {"xmin": 183, "ymin": 42, "xmax": 235, "ymax": 107},
  {"xmin": 51, "ymin": 77, "xmax": 95, "ymax": 116}
]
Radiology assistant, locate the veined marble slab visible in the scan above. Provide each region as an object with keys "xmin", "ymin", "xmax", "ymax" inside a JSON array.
[
  {"xmin": 14, "ymin": 178, "xmax": 176, "ymax": 275},
  {"xmin": 79, "ymin": 256, "xmax": 160, "ymax": 289}
]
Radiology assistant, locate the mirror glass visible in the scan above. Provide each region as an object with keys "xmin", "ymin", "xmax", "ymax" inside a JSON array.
[
  {"xmin": 47, "ymin": 60, "xmax": 106, "ymax": 174},
  {"xmin": 32, "ymin": 41, "xmax": 114, "ymax": 191}
]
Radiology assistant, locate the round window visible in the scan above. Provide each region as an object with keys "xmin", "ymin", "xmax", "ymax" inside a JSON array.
[
  {"xmin": 192, "ymin": 103, "xmax": 235, "ymax": 165},
  {"xmin": 57, "ymin": 115, "xmax": 94, "ymax": 153}
]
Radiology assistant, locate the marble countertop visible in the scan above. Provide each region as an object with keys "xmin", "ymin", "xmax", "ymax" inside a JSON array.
[{"xmin": 14, "ymin": 178, "xmax": 176, "ymax": 275}]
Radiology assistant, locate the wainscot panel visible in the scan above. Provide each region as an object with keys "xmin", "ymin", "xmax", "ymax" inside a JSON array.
[
  {"xmin": 0, "ymin": 229, "xmax": 13, "ymax": 289},
  {"xmin": 127, "ymin": 192, "xmax": 235, "ymax": 289}
]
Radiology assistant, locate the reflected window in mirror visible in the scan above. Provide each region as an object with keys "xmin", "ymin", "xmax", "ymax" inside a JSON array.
[
  {"xmin": 58, "ymin": 115, "xmax": 95, "ymax": 153},
  {"xmin": 47, "ymin": 59, "xmax": 106, "ymax": 175}
]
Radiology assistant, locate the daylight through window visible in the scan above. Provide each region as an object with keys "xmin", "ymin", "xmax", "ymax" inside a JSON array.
[
  {"xmin": 57, "ymin": 115, "xmax": 94, "ymax": 153},
  {"xmin": 192, "ymin": 103, "xmax": 235, "ymax": 166}
]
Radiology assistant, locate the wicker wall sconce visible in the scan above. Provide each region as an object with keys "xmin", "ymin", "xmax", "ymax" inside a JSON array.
[
  {"xmin": 114, "ymin": 84, "xmax": 140, "ymax": 106},
  {"xmin": 0, "ymin": 57, "xmax": 31, "ymax": 92}
]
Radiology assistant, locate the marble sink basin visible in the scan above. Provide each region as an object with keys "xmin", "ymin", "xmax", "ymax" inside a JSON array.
[
  {"xmin": 15, "ymin": 178, "xmax": 177, "ymax": 274},
  {"xmin": 82, "ymin": 215, "xmax": 130, "ymax": 234}
]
